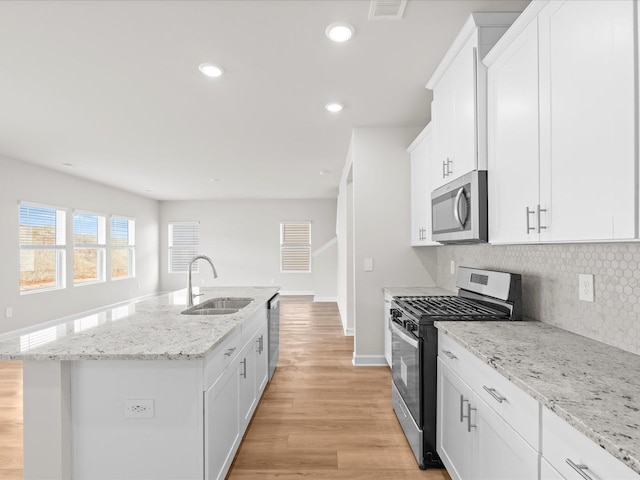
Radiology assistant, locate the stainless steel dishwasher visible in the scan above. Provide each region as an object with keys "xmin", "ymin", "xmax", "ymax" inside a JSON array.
[{"xmin": 267, "ymin": 293, "xmax": 280, "ymax": 381}]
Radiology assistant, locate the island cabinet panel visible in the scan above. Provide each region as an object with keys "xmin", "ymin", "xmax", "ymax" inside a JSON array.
[
  {"xmin": 71, "ymin": 360, "xmax": 205, "ymax": 480},
  {"xmin": 255, "ymin": 321, "xmax": 269, "ymax": 394}
]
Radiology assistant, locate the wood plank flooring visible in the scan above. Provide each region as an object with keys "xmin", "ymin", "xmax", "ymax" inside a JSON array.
[
  {"xmin": 227, "ymin": 296, "xmax": 451, "ymax": 480},
  {"xmin": 0, "ymin": 296, "xmax": 450, "ymax": 479}
]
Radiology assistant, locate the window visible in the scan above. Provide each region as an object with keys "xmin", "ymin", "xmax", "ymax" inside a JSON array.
[
  {"xmin": 280, "ymin": 221, "xmax": 311, "ymax": 273},
  {"xmin": 168, "ymin": 222, "xmax": 199, "ymax": 273},
  {"xmin": 111, "ymin": 216, "xmax": 135, "ymax": 279},
  {"xmin": 19, "ymin": 202, "xmax": 67, "ymax": 293},
  {"xmin": 73, "ymin": 211, "xmax": 106, "ymax": 285}
]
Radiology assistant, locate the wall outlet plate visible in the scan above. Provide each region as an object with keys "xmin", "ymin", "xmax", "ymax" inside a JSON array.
[
  {"xmin": 124, "ymin": 399, "xmax": 154, "ymax": 418},
  {"xmin": 578, "ymin": 274, "xmax": 594, "ymax": 302},
  {"xmin": 450, "ymin": 260, "xmax": 455, "ymax": 275}
]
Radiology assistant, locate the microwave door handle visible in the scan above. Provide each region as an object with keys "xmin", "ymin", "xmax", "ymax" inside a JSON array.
[{"xmin": 453, "ymin": 187, "xmax": 466, "ymax": 228}]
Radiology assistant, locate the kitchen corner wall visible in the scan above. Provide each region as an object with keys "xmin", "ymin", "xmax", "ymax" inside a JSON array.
[{"xmin": 437, "ymin": 243, "xmax": 640, "ymax": 355}]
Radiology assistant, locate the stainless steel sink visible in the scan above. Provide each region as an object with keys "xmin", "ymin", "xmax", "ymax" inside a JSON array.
[{"xmin": 181, "ymin": 297, "xmax": 254, "ymax": 315}]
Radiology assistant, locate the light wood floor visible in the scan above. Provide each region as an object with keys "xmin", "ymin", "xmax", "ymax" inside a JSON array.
[
  {"xmin": 227, "ymin": 296, "xmax": 450, "ymax": 480},
  {"xmin": 0, "ymin": 297, "xmax": 450, "ymax": 480}
]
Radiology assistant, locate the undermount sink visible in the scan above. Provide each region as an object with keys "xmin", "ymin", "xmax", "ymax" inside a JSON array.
[{"xmin": 181, "ymin": 297, "xmax": 254, "ymax": 316}]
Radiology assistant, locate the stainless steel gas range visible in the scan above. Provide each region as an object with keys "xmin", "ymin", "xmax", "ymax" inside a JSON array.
[{"xmin": 389, "ymin": 267, "xmax": 522, "ymax": 469}]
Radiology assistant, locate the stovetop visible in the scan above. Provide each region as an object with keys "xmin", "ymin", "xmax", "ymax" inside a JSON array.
[{"xmin": 392, "ymin": 295, "xmax": 512, "ymax": 323}]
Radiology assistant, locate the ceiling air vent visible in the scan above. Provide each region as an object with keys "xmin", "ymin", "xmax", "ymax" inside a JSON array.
[{"xmin": 368, "ymin": 0, "xmax": 407, "ymax": 20}]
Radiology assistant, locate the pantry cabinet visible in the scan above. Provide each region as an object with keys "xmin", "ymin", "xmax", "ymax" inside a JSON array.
[
  {"xmin": 408, "ymin": 124, "xmax": 438, "ymax": 246},
  {"xmin": 427, "ymin": 12, "xmax": 520, "ymax": 190},
  {"xmin": 486, "ymin": 0, "xmax": 636, "ymax": 243}
]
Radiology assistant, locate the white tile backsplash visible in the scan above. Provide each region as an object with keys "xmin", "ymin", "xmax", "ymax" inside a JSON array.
[{"xmin": 437, "ymin": 243, "xmax": 640, "ymax": 355}]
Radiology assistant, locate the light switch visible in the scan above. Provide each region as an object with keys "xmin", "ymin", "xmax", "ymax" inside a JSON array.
[{"xmin": 364, "ymin": 258, "xmax": 374, "ymax": 272}]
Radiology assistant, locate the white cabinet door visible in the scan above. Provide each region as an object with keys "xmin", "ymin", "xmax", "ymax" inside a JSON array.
[
  {"xmin": 538, "ymin": 0, "xmax": 635, "ymax": 241},
  {"xmin": 205, "ymin": 362, "xmax": 240, "ymax": 480},
  {"xmin": 409, "ymin": 125, "xmax": 438, "ymax": 246},
  {"xmin": 540, "ymin": 457, "xmax": 564, "ymax": 480},
  {"xmin": 487, "ymin": 19, "xmax": 540, "ymax": 244},
  {"xmin": 474, "ymin": 392, "xmax": 539, "ymax": 480},
  {"xmin": 437, "ymin": 358, "xmax": 474, "ymax": 480},
  {"xmin": 239, "ymin": 338, "xmax": 257, "ymax": 431},
  {"xmin": 432, "ymin": 82, "xmax": 454, "ymax": 189},
  {"xmin": 255, "ymin": 323, "xmax": 269, "ymax": 395}
]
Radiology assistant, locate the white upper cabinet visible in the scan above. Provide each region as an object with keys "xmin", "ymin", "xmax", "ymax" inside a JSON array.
[
  {"xmin": 408, "ymin": 124, "xmax": 438, "ymax": 246},
  {"xmin": 428, "ymin": 12, "xmax": 520, "ymax": 190},
  {"xmin": 486, "ymin": 0, "xmax": 636, "ymax": 243}
]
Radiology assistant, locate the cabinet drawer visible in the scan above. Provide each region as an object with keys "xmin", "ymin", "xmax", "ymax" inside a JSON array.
[
  {"xmin": 542, "ymin": 407, "xmax": 639, "ymax": 480},
  {"xmin": 204, "ymin": 328, "xmax": 241, "ymax": 390},
  {"xmin": 438, "ymin": 331, "xmax": 539, "ymax": 449}
]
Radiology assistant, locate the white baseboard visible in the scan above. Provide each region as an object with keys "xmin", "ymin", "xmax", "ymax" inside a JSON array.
[
  {"xmin": 313, "ymin": 296, "xmax": 337, "ymax": 303},
  {"xmin": 352, "ymin": 353, "xmax": 388, "ymax": 367}
]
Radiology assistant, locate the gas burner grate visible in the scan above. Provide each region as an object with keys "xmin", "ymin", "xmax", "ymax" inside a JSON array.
[{"xmin": 393, "ymin": 295, "xmax": 510, "ymax": 321}]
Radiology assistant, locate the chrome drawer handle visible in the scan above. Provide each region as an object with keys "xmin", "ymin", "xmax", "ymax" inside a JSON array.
[
  {"xmin": 466, "ymin": 403, "xmax": 477, "ymax": 432},
  {"xmin": 482, "ymin": 385, "xmax": 507, "ymax": 404},
  {"xmin": 224, "ymin": 347, "xmax": 237, "ymax": 357},
  {"xmin": 459, "ymin": 395, "xmax": 468, "ymax": 422},
  {"xmin": 526, "ymin": 206, "xmax": 536, "ymax": 233},
  {"xmin": 566, "ymin": 459, "xmax": 594, "ymax": 480},
  {"xmin": 442, "ymin": 350, "xmax": 457, "ymax": 360}
]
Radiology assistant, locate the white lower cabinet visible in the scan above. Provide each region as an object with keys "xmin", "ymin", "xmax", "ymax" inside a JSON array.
[
  {"xmin": 239, "ymin": 336, "xmax": 257, "ymax": 430},
  {"xmin": 255, "ymin": 322, "xmax": 269, "ymax": 394},
  {"xmin": 541, "ymin": 407, "xmax": 640, "ymax": 480},
  {"xmin": 540, "ymin": 457, "xmax": 564, "ymax": 480},
  {"xmin": 437, "ymin": 358, "xmax": 538, "ymax": 480},
  {"xmin": 205, "ymin": 360, "xmax": 240, "ymax": 480}
]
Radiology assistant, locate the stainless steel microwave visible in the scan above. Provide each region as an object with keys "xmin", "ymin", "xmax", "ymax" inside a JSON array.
[{"xmin": 431, "ymin": 170, "xmax": 488, "ymax": 244}]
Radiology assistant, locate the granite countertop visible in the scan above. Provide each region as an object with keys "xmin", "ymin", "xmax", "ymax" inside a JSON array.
[
  {"xmin": 435, "ymin": 321, "xmax": 640, "ymax": 475},
  {"xmin": 0, "ymin": 286, "xmax": 280, "ymax": 361},
  {"xmin": 383, "ymin": 286, "xmax": 455, "ymax": 298}
]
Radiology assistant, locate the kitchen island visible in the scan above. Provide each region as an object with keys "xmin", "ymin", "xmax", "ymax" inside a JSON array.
[
  {"xmin": 0, "ymin": 286, "xmax": 279, "ymax": 480},
  {"xmin": 435, "ymin": 320, "xmax": 640, "ymax": 477}
]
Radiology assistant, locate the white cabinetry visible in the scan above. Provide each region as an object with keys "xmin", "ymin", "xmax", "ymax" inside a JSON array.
[
  {"xmin": 255, "ymin": 322, "xmax": 269, "ymax": 394},
  {"xmin": 408, "ymin": 124, "xmax": 438, "ymax": 246},
  {"xmin": 486, "ymin": 0, "xmax": 636, "ymax": 243},
  {"xmin": 428, "ymin": 12, "xmax": 519, "ymax": 189},
  {"xmin": 541, "ymin": 407, "xmax": 640, "ymax": 480},
  {"xmin": 437, "ymin": 331, "xmax": 539, "ymax": 480}
]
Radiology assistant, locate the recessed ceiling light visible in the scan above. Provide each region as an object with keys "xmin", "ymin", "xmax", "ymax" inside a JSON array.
[
  {"xmin": 325, "ymin": 102, "xmax": 344, "ymax": 113},
  {"xmin": 326, "ymin": 22, "xmax": 355, "ymax": 43},
  {"xmin": 198, "ymin": 63, "xmax": 224, "ymax": 78}
]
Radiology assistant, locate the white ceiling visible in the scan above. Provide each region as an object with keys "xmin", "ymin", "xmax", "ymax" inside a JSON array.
[{"xmin": 0, "ymin": 0, "xmax": 529, "ymax": 201}]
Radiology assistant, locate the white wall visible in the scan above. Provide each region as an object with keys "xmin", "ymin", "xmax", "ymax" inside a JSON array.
[
  {"xmin": 336, "ymin": 144, "xmax": 354, "ymax": 334},
  {"xmin": 348, "ymin": 127, "xmax": 438, "ymax": 364},
  {"xmin": 159, "ymin": 199, "xmax": 337, "ymax": 295},
  {"xmin": 0, "ymin": 155, "xmax": 160, "ymax": 335}
]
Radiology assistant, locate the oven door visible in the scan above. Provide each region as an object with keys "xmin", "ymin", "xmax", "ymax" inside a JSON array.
[{"xmin": 391, "ymin": 320, "xmax": 422, "ymax": 426}]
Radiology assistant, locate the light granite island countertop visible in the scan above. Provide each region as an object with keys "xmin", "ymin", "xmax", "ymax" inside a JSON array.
[
  {"xmin": 435, "ymin": 320, "xmax": 640, "ymax": 475},
  {"xmin": 0, "ymin": 286, "xmax": 280, "ymax": 480},
  {"xmin": 0, "ymin": 286, "xmax": 280, "ymax": 361}
]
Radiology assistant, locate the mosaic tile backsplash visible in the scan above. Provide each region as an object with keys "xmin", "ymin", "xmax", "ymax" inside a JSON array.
[{"xmin": 436, "ymin": 243, "xmax": 640, "ymax": 355}]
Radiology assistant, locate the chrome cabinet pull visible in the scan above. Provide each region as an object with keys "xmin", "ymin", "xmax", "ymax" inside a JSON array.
[
  {"xmin": 442, "ymin": 350, "xmax": 457, "ymax": 360},
  {"xmin": 224, "ymin": 347, "xmax": 237, "ymax": 357},
  {"xmin": 446, "ymin": 158, "xmax": 453, "ymax": 176},
  {"xmin": 442, "ymin": 160, "xmax": 447, "ymax": 178},
  {"xmin": 526, "ymin": 207, "xmax": 536, "ymax": 233},
  {"xmin": 566, "ymin": 459, "xmax": 594, "ymax": 480},
  {"xmin": 482, "ymin": 385, "xmax": 507, "ymax": 403},
  {"xmin": 459, "ymin": 395, "xmax": 468, "ymax": 422},
  {"xmin": 466, "ymin": 403, "xmax": 477, "ymax": 432},
  {"xmin": 537, "ymin": 204, "xmax": 547, "ymax": 232},
  {"xmin": 240, "ymin": 358, "xmax": 247, "ymax": 379}
]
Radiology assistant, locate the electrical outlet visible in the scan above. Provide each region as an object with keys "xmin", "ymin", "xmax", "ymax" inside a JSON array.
[
  {"xmin": 124, "ymin": 399, "xmax": 154, "ymax": 418},
  {"xmin": 364, "ymin": 258, "xmax": 374, "ymax": 272},
  {"xmin": 5, "ymin": 308, "xmax": 12, "ymax": 318},
  {"xmin": 450, "ymin": 260, "xmax": 455, "ymax": 275},
  {"xmin": 578, "ymin": 274, "xmax": 594, "ymax": 302}
]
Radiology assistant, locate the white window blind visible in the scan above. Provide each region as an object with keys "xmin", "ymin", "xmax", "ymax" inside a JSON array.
[
  {"xmin": 280, "ymin": 221, "xmax": 311, "ymax": 273},
  {"xmin": 19, "ymin": 202, "xmax": 67, "ymax": 293},
  {"xmin": 169, "ymin": 222, "xmax": 199, "ymax": 273},
  {"xmin": 111, "ymin": 216, "xmax": 135, "ymax": 279},
  {"xmin": 73, "ymin": 211, "xmax": 106, "ymax": 285}
]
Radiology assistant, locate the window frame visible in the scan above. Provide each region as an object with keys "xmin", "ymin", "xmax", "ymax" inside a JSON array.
[
  {"xmin": 72, "ymin": 210, "xmax": 107, "ymax": 286},
  {"xmin": 280, "ymin": 221, "xmax": 312, "ymax": 273},
  {"xmin": 18, "ymin": 201, "xmax": 67, "ymax": 294},
  {"xmin": 110, "ymin": 216, "xmax": 136, "ymax": 280},
  {"xmin": 168, "ymin": 221, "xmax": 200, "ymax": 274}
]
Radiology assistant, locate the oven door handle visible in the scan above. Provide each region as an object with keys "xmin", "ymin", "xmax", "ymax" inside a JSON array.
[{"xmin": 390, "ymin": 321, "xmax": 419, "ymax": 348}]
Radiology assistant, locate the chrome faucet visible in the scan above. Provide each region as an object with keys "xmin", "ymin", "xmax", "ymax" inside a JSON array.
[{"xmin": 187, "ymin": 255, "xmax": 218, "ymax": 306}]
